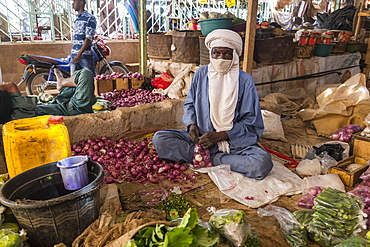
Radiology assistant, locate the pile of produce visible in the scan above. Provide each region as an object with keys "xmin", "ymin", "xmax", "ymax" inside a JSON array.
[
  {"xmin": 258, "ymin": 205, "xmax": 307, "ymax": 247},
  {"xmin": 297, "ymin": 186, "xmax": 324, "ymax": 209},
  {"xmin": 306, "ymin": 188, "xmax": 366, "ymax": 246},
  {"xmin": 0, "ymin": 204, "xmax": 26, "ymax": 247},
  {"xmin": 123, "ymin": 208, "xmax": 219, "ymax": 247},
  {"xmin": 155, "ymin": 193, "xmax": 196, "ymax": 220},
  {"xmin": 293, "ymin": 209, "xmax": 315, "ymax": 228},
  {"xmin": 92, "ymin": 97, "xmax": 112, "ymax": 113},
  {"xmin": 209, "ymin": 209, "xmax": 259, "ymax": 247},
  {"xmin": 348, "ymin": 166, "xmax": 370, "ymax": 227},
  {"xmin": 330, "ymin": 124, "xmax": 363, "ymax": 142},
  {"xmin": 94, "ymin": 71, "xmax": 144, "ymax": 80},
  {"xmin": 100, "ymin": 88, "xmax": 169, "ymax": 109},
  {"xmin": 192, "ymin": 144, "xmax": 213, "ymax": 168},
  {"xmin": 71, "ymin": 137, "xmax": 199, "ymax": 185}
]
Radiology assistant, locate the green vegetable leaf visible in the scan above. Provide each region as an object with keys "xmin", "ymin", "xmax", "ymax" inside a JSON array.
[
  {"xmin": 178, "ymin": 208, "xmax": 198, "ymax": 229},
  {"xmin": 191, "ymin": 224, "xmax": 219, "ymax": 247},
  {"xmin": 153, "ymin": 224, "xmax": 165, "ymax": 242},
  {"xmin": 164, "ymin": 227, "xmax": 193, "ymax": 247},
  {"xmin": 123, "ymin": 239, "xmax": 138, "ymax": 247}
]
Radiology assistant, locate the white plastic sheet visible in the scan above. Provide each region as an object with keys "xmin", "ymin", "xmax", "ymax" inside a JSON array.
[{"xmin": 194, "ymin": 161, "xmax": 302, "ymax": 208}]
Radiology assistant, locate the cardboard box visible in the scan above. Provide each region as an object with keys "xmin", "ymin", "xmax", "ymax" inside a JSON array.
[
  {"xmin": 328, "ymin": 133, "xmax": 370, "ymax": 187},
  {"xmin": 94, "ymin": 79, "xmax": 115, "ymax": 95}
]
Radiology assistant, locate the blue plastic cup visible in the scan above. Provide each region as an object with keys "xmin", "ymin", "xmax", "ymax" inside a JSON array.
[{"xmin": 57, "ymin": 156, "xmax": 89, "ymax": 190}]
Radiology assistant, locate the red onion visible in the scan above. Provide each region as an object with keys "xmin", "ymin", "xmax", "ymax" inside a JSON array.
[
  {"xmin": 100, "ymin": 88, "xmax": 170, "ymax": 110},
  {"xmin": 71, "ymin": 137, "xmax": 198, "ymax": 186}
]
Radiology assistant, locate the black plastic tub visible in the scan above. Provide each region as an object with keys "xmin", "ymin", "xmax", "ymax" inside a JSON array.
[{"xmin": 0, "ymin": 161, "xmax": 104, "ymax": 247}]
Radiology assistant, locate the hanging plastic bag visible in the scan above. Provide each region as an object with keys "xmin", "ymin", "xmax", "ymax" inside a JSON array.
[{"xmin": 258, "ymin": 205, "xmax": 308, "ymax": 247}]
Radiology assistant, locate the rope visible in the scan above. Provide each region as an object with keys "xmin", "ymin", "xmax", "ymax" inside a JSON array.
[{"xmin": 255, "ymin": 64, "xmax": 361, "ymax": 86}]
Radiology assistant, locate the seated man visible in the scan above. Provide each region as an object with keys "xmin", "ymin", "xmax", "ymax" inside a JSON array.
[
  {"xmin": 0, "ymin": 68, "xmax": 96, "ymax": 124},
  {"xmin": 152, "ymin": 29, "xmax": 273, "ymax": 179}
]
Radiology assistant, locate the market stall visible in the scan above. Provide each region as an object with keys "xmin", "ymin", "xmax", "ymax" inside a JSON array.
[{"xmin": 1, "ymin": 1, "xmax": 370, "ymax": 246}]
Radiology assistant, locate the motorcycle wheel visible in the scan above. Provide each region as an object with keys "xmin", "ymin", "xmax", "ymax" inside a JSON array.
[
  {"xmin": 99, "ymin": 64, "xmax": 129, "ymax": 75},
  {"xmin": 26, "ymin": 69, "xmax": 57, "ymax": 96}
]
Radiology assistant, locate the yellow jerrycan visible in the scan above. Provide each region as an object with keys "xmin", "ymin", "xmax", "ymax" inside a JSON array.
[{"xmin": 2, "ymin": 115, "xmax": 71, "ymax": 178}]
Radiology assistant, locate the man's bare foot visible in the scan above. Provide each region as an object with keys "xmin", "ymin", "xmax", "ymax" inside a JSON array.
[{"xmin": 54, "ymin": 69, "xmax": 64, "ymax": 91}]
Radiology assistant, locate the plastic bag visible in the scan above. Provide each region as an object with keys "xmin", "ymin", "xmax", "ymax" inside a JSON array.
[
  {"xmin": 258, "ymin": 205, "xmax": 308, "ymax": 247},
  {"xmin": 334, "ymin": 236, "xmax": 369, "ymax": 247},
  {"xmin": 293, "ymin": 209, "xmax": 315, "ymax": 227},
  {"xmin": 347, "ymin": 180, "xmax": 370, "ymax": 228},
  {"xmin": 261, "ymin": 110, "xmax": 287, "ymax": 142},
  {"xmin": 361, "ymin": 112, "xmax": 370, "ymax": 137},
  {"xmin": 297, "ymin": 186, "xmax": 324, "ymax": 209},
  {"xmin": 330, "ymin": 124, "xmax": 363, "ymax": 143},
  {"xmin": 303, "ymin": 141, "xmax": 350, "ymax": 161},
  {"xmin": 360, "ymin": 162, "xmax": 370, "ymax": 181},
  {"xmin": 307, "ymin": 188, "xmax": 366, "ymax": 247},
  {"xmin": 208, "ymin": 208, "xmax": 252, "ymax": 247},
  {"xmin": 150, "ymin": 73, "xmax": 173, "ymax": 89},
  {"xmin": 317, "ymin": 152, "xmax": 337, "ymax": 174},
  {"xmin": 192, "ymin": 144, "xmax": 212, "ymax": 168},
  {"xmin": 296, "ymin": 159, "xmax": 322, "ymax": 177},
  {"xmin": 302, "ymin": 174, "xmax": 345, "ymax": 195}
]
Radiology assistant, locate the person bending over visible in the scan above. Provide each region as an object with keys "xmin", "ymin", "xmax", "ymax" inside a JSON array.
[
  {"xmin": 0, "ymin": 69, "xmax": 96, "ymax": 124},
  {"xmin": 152, "ymin": 29, "xmax": 273, "ymax": 179}
]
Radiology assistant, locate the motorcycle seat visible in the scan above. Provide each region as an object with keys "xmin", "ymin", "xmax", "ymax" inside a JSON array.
[{"xmin": 28, "ymin": 55, "xmax": 71, "ymax": 65}]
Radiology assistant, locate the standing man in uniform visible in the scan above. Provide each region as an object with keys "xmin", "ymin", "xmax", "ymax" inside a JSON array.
[{"xmin": 70, "ymin": 0, "xmax": 97, "ymax": 75}]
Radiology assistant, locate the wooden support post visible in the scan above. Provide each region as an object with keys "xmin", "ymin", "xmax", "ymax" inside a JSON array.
[
  {"xmin": 242, "ymin": 0, "xmax": 258, "ymax": 74},
  {"xmin": 364, "ymin": 33, "xmax": 370, "ymax": 81}
]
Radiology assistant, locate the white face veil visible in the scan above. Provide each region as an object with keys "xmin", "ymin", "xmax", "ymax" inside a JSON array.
[{"xmin": 205, "ymin": 29, "xmax": 243, "ymax": 153}]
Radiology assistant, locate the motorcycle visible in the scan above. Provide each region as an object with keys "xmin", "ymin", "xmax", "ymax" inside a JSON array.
[{"xmin": 17, "ymin": 39, "xmax": 129, "ymax": 95}]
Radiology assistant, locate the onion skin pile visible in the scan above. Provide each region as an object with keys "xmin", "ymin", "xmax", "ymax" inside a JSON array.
[
  {"xmin": 100, "ymin": 88, "xmax": 169, "ymax": 110},
  {"xmin": 71, "ymin": 137, "xmax": 199, "ymax": 185}
]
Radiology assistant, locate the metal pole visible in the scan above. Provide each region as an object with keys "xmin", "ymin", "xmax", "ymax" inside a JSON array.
[
  {"xmin": 334, "ymin": 0, "xmax": 341, "ymax": 10},
  {"xmin": 138, "ymin": 0, "xmax": 147, "ymax": 75}
]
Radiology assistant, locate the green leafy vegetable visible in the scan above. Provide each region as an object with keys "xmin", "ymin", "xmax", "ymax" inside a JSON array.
[{"xmin": 124, "ymin": 208, "xmax": 218, "ymax": 247}]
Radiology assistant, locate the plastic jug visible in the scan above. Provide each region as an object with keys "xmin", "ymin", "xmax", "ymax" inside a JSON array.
[{"xmin": 2, "ymin": 115, "xmax": 71, "ymax": 178}]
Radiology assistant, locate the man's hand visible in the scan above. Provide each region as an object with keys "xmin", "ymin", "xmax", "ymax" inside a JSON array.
[
  {"xmin": 199, "ymin": 131, "xmax": 228, "ymax": 149},
  {"xmin": 73, "ymin": 54, "xmax": 81, "ymax": 63},
  {"xmin": 188, "ymin": 124, "xmax": 199, "ymax": 144}
]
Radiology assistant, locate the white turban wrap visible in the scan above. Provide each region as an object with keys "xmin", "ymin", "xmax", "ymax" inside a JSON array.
[
  {"xmin": 205, "ymin": 29, "xmax": 243, "ymax": 56},
  {"xmin": 205, "ymin": 29, "xmax": 243, "ymax": 153}
]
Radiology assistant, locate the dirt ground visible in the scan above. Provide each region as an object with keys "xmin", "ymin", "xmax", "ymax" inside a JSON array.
[{"xmin": 86, "ymin": 116, "xmax": 368, "ymax": 247}]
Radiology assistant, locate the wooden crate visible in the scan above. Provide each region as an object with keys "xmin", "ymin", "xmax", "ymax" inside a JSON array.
[
  {"xmin": 351, "ymin": 133, "xmax": 370, "ymax": 160},
  {"xmin": 131, "ymin": 78, "xmax": 144, "ymax": 89},
  {"xmin": 328, "ymin": 133, "xmax": 370, "ymax": 187},
  {"xmin": 328, "ymin": 156, "xmax": 369, "ymax": 187},
  {"xmin": 115, "ymin": 78, "xmax": 129, "ymax": 90},
  {"xmin": 94, "ymin": 79, "xmax": 115, "ymax": 95}
]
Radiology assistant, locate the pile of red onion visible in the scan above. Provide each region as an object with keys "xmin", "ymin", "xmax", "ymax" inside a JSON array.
[
  {"xmin": 100, "ymin": 88, "xmax": 169, "ymax": 109},
  {"xmin": 71, "ymin": 137, "xmax": 199, "ymax": 185}
]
